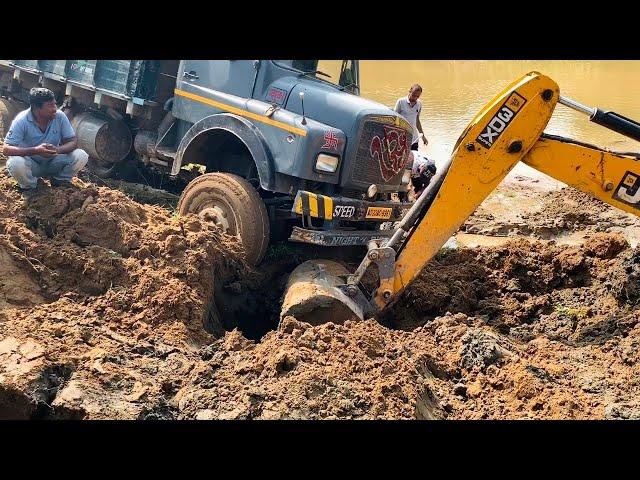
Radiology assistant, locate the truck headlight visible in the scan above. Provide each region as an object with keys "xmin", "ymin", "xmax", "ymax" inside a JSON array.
[
  {"xmin": 401, "ymin": 169, "xmax": 412, "ymax": 185},
  {"xmin": 315, "ymin": 153, "xmax": 340, "ymax": 173}
]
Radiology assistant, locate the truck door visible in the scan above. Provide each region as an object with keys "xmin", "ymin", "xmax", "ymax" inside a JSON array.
[{"xmin": 173, "ymin": 60, "xmax": 258, "ymax": 124}]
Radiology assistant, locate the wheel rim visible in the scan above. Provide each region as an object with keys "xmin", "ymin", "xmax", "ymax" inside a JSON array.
[{"xmin": 198, "ymin": 205, "xmax": 232, "ymax": 233}]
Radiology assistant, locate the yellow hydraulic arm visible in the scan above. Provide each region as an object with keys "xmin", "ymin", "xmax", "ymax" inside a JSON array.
[
  {"xmin": 523, "ymin": 135, "xmax": 640, "ymax": 216},
  {"xmin": 350, "ymin": 72, "xmax": 640, "ymax": 313}
]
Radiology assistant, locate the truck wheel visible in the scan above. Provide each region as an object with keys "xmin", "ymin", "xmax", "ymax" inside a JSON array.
[{"xmin": 178, "ymin": 172, "xmax": 270, "ymax": 265}]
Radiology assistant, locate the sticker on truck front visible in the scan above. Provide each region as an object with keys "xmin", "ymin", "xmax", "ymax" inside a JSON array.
[
  {"xmin": 365, "ymin": 206, "xmax": 392, "ymax": 220},
  {"xmin": 293, "ymin": 191, "xmax": 334, "ymax": 220},
  {"xmin": 322, "ymin": 130, "xmax": 340, "ymax": 150},
  {"xmin": 333, "ymin": 205, "xmax": 356, "ymax": 218},
  {"xmin": 613, "ymin": 171, "xmax": 640, "ymax": 210},
  {"xmin": 476, "ymin": 91, "xmax": 527, "ymax": 149},
  {"xmin": 266, "ymin": 87, "xmax": 287, "ymax": 105}
]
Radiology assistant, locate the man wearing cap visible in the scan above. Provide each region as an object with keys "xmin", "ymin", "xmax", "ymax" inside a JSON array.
[{"xmin": 2, "ymin": 87, "xmax": 88, "ymax": 199}]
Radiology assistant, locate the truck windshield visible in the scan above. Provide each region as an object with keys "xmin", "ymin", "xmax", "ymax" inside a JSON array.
[{"xmin": 287, "ymin": 60, "xmax": 359, "ymax": 94}]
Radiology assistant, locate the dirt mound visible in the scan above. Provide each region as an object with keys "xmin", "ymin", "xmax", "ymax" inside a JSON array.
[
  {"xmin": 176, "ymin": 318, "xmax": 443, "ymax": 419},
  {"xmin": 464, "ymin": 186, "xmax": 640, "ymax": 239},
  {"xmin": 1, "ymin": 158, "xmax": 639, "ymax": 420},
  {"xmin": 0, "ymin": 169, "xmax": 248, "ymax": 418},
  {"xmin": 528, "ymin": 188, "xmax": 613, "ymax": 229},
  {"xmin": 174, "ymin": 303, "xmax": 640, "ymax": 420},
  {"xmin": 172, "ymin": 233, "xmax": 639, "ymax": 420},
  {"xmin": 392, "ymin": 233, "xmax": 639, "ymax": 336}
]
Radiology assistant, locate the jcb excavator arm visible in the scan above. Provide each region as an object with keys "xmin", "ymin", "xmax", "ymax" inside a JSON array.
[
  {"xmin": 523, "ymin": 134, "xmax": 640, "ymax": 216},
  {"xmin": 375, "ymin": 72, "xmax": 559, "ymax": 310},
  {"xmin": 280, "ymin": 71, "xmax": 640, "ymax": 325}
]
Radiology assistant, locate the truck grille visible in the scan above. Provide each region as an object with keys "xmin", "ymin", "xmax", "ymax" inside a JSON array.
[{"xmin": 352, "ymin": 118, "xmax": 412, "ymax": 185}]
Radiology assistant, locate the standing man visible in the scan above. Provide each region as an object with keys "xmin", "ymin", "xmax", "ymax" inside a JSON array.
[
  {"xmin": 394, "ymin": 84, "xmax": 428, "ymax": 151},
  {"xmin": 2, "ymin": 88, "xmax": 88, "ymax": 199}
]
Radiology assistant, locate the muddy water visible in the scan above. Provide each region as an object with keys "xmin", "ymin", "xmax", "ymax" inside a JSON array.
[
  {"xmin": 360, "ymin": 60, "xmax": 640, "ymax": 181},
  {"xmin": 447, "ymin": 231, "xmax": 599, "ymax": 249}
]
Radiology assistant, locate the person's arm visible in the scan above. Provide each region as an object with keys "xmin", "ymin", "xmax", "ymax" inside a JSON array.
[
  {"xmin": 416, "ymin": 107, "xmax": 428, "ymax": 146},
  {"xmin": 394, "ymin": 98, "xmax": 401, "ymax": 113},
  {"xmin": 52, "ymin": 137, "xmax": 78, "ymax": 155},
  {"xmin": 50, "ymin": 112, "xmax": 78, "ymax": 154},
  {"xmin": 2, "ymin": 119, "xmax": 56, "ymax": 157},
  {"xmin": 2, "ymin": 143, "xmax": 57, "ymax": 157}
]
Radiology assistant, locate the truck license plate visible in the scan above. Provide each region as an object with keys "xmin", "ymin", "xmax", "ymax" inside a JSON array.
[{"xmin": 366, "ymin": 207, "xmax": 392, "ymax": 219}]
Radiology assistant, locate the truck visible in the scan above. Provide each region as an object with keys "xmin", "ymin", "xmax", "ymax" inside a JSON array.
[{"xmin": 0, "ymin": 60, "xmax": 415, "ymax": 264}]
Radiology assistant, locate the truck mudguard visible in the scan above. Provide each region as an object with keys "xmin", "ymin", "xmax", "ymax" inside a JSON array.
[{"xmin": 173, "ymin": 113, "xmax": 276, "ymax": 190}]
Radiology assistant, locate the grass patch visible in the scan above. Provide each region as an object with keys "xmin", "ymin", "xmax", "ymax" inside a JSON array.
[
  {"xmin": 554, "ymin": 304, "xmax": 589, "ymax": 321},
  {"xmin": 435, "ymin": 246, "xmax": 457, "ymax": 260},
  {"xmin": 264, "ymin": 243, "xmax": 303, "ymax": 263}
]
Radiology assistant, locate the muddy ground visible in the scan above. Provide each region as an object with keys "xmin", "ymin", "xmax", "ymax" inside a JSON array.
[{"xmin": 1, "ymin": 153, "xmax": 639, "ymax": 419}]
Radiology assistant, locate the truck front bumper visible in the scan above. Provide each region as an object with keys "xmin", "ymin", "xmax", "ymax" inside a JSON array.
[
  {"xmin": 289, "ymin": 190, "xmax": 410, "ymax": 246},
  {"xmin": 292, "ymin": 190, "xmax": 410, "ymax": 222},
  {"xmin": 289, "ymin": 226, "xmax": 394, "ymax": 247}
]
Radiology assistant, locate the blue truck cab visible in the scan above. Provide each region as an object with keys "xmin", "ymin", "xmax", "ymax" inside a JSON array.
[{"xmin": 0, "ymin": 60, "xmax": 414, "ymax": 264}]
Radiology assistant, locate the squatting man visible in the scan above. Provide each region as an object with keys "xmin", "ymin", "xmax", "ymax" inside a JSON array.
[{"xmin": 2, "ymin": 87, "xmax": 88, "ymax": 199}]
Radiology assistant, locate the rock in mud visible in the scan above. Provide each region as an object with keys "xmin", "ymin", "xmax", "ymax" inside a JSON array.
[{"xmin": 458, "ymin": 329, "xmax": 513, "ymax": 371}]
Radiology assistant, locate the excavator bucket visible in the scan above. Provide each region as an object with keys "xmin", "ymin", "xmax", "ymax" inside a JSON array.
[{"xmin": 280, "ymin": 260, "xmax": 367, "ymax": 325}]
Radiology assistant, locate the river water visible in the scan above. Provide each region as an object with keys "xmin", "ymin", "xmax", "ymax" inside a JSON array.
[{"xmin": 360, "ymin": 60, "xmax": 640, "ymax": 181}]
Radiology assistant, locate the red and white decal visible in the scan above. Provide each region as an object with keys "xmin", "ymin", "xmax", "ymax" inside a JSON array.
[
  {"xmin": 369, "ymin": 125, "xmax": 410, "ymax": 181},
  {"xmin": 322, "ymin": 130, "xmax": 339, "ymax": 150},
  {"xmin": 266, "ymin": 87, "xmax": 287, "ymax": 105}
]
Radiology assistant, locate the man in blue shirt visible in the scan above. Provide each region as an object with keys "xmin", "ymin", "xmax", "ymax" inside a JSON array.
[{"xmin": 2, "ymin": 88, "xmax": 88, "ymax": 199}]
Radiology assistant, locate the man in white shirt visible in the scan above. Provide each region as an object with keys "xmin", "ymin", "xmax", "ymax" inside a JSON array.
[{"xmin": 394, "ymin": 84, "xmax": 429, "ymax": 151}]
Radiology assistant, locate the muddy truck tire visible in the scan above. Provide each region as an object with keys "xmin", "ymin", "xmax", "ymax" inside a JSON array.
[{"xmin": 178, "ymin": 172, "xmax": 270, "ymax": 265}]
